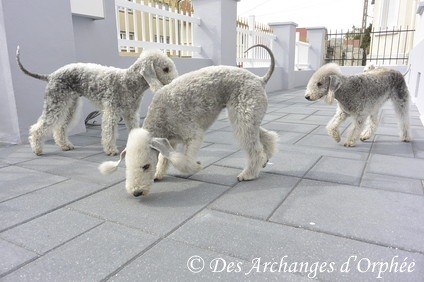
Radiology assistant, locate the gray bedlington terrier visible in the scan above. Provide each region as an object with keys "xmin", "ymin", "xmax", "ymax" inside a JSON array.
[
  {"xmin": 16, "ymin": 46, "xmax": 178, "ymax": 156},
  {"xmin": 305, "ymin": 63, "xmax": 411, "ymax": 147},
  {"xmin": 99, "ymin": 44, "xmax": 279, "ymax": 197}
]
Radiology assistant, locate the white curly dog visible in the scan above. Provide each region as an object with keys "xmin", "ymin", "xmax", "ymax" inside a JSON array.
[
  {"xmin": 305, "ymin": 63, "xmax": 411, "ymax": 147},
  {"xmin": 100, "ymin": 44, "xmax": 279, "ymax": 197},
  {"xmin": 16, "ymin": 47, "xmax": 178, "ymax": 156}
]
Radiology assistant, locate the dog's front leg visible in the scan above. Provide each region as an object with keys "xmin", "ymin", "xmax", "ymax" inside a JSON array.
[
  {"xmin": 326, "ymin": 106, "xmax": 348, "ymax": 143},
  {"xmin": 344, "ymin": 115, "xmax": 366, "ymax": 147}
]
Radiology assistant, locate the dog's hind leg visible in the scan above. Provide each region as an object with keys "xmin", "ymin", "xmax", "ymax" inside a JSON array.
[
  {"xmin": 391, "ymin": 89, "xmax": 411, "ymax": 142},
  {"xmin": 29, "ymin": 97, "xmax": 65, "ymax": 155},
  {"xmin": 101, "ymin": 106, "xmax": 120, "ymax": 156},
  {"xmin": 360, "ymin": 110, "xmax": 379, "ymax": 141},
  {"xmin": 154, "ymin": 140, "xmax": 178, "ymax": 180},
  {"xmin": 228, "ymin": 104, "xmax": 267, "ymax": 181},
  {"xmin": 259, "ymin": 127, "xmax": 278, "ymax": 166},
  {"xmin": 53, "ymin": 97, "xmax": 81, "ymax": 151},
  {"xmin": 123, "ymin": 112, "xmax": 140, "ymax": 132}
]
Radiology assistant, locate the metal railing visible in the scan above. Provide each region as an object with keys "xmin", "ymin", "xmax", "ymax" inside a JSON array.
[
  {"xmin": 115, "ymin": 0, "xmax": 200, "ymax": 57},
  {"xmin": 326, "ymin": 27, "xmax": 415, "ymax": 66}
]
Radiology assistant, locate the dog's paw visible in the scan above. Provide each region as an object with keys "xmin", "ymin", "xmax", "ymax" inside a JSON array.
[
  {"xmin": 401, "ymin": 136, "xmax": 412, "ymax": 142},
  {"xmin": 105, "ymin": 149, "xmax": 119, "ymax": 156},
  {"xmin": 60, "ymin": 143, "xmax": 75, "ymax": 151},
  {"xmin": 343, "ymin": 141, "xmax": 356, "ymax": 147},
  {"xmin": 237, "ymin": 171, "xmax": 258, "ymax": 182},
  {"xmin": 327, "ymin": 128, "xmax": 341, "ymax": 143}
]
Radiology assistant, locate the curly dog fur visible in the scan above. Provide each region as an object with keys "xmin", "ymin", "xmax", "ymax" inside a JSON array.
[
  {"xmin": 100, "ymin": 44, "xmax": 279, "ymax": 197},
  {"xmin": 16, "ymin": 47, "xmax": 178, "ymax": 155},
  {"xmin": 305, "ymin": 63, "xmax": 411, "ymax": 147}
]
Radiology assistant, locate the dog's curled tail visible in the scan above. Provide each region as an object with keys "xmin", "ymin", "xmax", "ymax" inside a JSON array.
[
  {"xmin": 16, "ymin": 46, "xmax": 49, "ymax": 81},
  {"xmin": 98, "ymin": 149, "xmax": 126, "ymax": 175},
  {"xmin": 244, "ymin": 44, "xmax": 275, "ymax": 84}
]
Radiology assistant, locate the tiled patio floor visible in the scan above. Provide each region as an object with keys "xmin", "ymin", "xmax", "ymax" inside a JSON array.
[{"xmin": 1, "ymin": 88, "xmax": 423, "ymax": 281}]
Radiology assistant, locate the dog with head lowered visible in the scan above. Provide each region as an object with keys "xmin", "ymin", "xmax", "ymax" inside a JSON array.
[{"xmin": 99, "ymin": 44, "xmax": 279, "ymax": 197}]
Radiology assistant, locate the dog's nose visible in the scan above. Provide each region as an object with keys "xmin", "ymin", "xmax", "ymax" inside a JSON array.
[
  {"xmin": 133, "ymin": 191, "xmax": 144, "ymax": 197},
  {"xmin": 305, "ymin": 95, "xmax": 311, "ymax": 101}
]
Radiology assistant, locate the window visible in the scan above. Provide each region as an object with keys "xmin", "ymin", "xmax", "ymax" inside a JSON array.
[{"xmin": 381, "ymin": 0, "xmax": 400, "ymax": 28}]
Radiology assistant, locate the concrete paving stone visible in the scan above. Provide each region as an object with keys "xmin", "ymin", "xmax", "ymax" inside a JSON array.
[
  {"xmin": 301, "ymin": 115, "xmax": 335, "ymax": 125},
  {"xmin": 54, "ymin": 141, "xmax": 126, "ymax": 159},
  {"xmin": 70, "ymin": 178, "xmax": 229, "ymax": 236},
  {"xmin": 282, "ymin": 143, "xmax": 369, "ymax": 161},
  {"xmin": 412, "ymin": 140, "xmax": 424, "ymax": 158},
  {"xmin": 275, "ymin": 131, "xmax": 306, "ymax": 144},
  {"xmin": 367, "ymin": 154, "xmax": 424, "ymax": 179},
  {"xmin": 273, "ymin": 106, "xmax": 318, "ymax": 115},
  {"xmin": 207, "ymin": 120, "xmax": 231, "ymax": 132},
  {"xmin": 44, "ymin": 158, "xmax": 125, "ymax": 185},
  {"xmin": 215, "ymin": 150, "xmax": 321, "ymax": 178},
  {"xmin": 309, "ymin": 124, "xmax": 350, "ymax": 136},
  {"xmin": 16, "ymin": 155, "xmax": 79, "ymax": 173},
  {"xmin": 305, "ymin": 156, "xmax": 366, "ymax": 186},
  {"xmin": 0, "ymin": 145, "xmax": 38, "ymax": 165},
  {"xmin": 210, "ymin": 173, "xmax": 299, "ymax": 219},
  {"xmin": 310, "ymin": 109, "xmax": 337, "ymax": 116},
  {"xmin": 170, "ymin": 209, "xmax": 424, "ymax": 281},
  {"xmin": 0, "ymin": 239, "xmax": 37, "ymax": 277},
  {"xmin": 261, "ymin": 121, "xmax": 317, "ymax": 133},
  {"xmin": 204, "ymin": 131, "xmax": 237, "ymax": 145},
  {"xmin": 361, "ymin": 172, "xmax": 424, "ymax": 195},
  {"xmin": 0, "ymin": 180, "xmax": 104, "ymax": 232},
  {"xmin": 296, "ymin": 134, "xmax": 372, "ymax": 153},
  {"xmin": 82, "ymin": 151, "xmax": 127, "ymax": 165},
  {"xmin": 0, "ymin": 166, "xmax": 67, "ymax": 202},
  {"xmin": 167, "ymin": 144, "xmax": 239, "ymax": 178},
  {"xmin": 189, "ymin": 165, "xmax": 241, "ymax": 186},
  {"xmin": 375, "ymin": 126, "xmax": 424, "ymax": 138},
  {"xmin": 371, "ymin": 135, "xmax": 415, "ymax": 157},
  {"xmin": 0, "ymin": 161, "xmax": 8, "ymax": 169},
  {"xmin": 270, "ymin": 179, "xmax": 424, "ymax": 253},
  {"xmin": 262, "ymin": 113, "xmax": 284, "ymax": 123},
  {"xmin": 280, "ymin": 113, "xmax": 309, "ymax": 121},
  {"xmin": 381, "ymin": 116, "xmax": 423, "ymax": 127},
  {"xmin": 45, "ymin": 134, "xmax": 101, "ymax": 147},
  {"xmin": 111, "ymin": 239, "xmax": 308, "ymax": 282},
  {"xmin": 0, "ymin": 208, "xmax": 103, "ymax": 255},
  {"xmin": 1, "ymin": 222, "xmax": 157, "ymax": 282}
]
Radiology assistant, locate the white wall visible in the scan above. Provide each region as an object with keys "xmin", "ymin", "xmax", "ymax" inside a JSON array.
[{"xmin": 70, "ymin": 0, "xmax": 104, "ymax": 19}]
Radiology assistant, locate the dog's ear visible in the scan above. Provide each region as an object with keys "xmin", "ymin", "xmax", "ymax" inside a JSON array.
[
  {"xmin": 150, "ymin": 138, "xmax": 201, "ymax": 174},
  {"xmin": 140, "ymin": 62, "xmax": 164, "ymax": 92},
  {"xmin": 327, "ymin": 75, "xmax": 341, "ymax": 105}
]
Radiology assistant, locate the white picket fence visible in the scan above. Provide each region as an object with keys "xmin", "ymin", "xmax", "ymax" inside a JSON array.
[
  {"xmin": 115, "ymin": 0, "xmax": 200, "ymax": 56},
  {"xmin": 236, "ymin": 16, "xmax": 276, "ymax": 67},
  {"xmin": 295, "ymin": 41, "xmax": 311, "ymax": 70}
]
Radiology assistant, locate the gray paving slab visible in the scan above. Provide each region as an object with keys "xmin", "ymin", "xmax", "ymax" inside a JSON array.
[
  {"xmin": 204, "ymin": 131, "xmax": 237, "ymax": 145},
  {"xmin": 0, "ymin": 145, "xmax": 39, "ymax": 165},
  {"xmin": 0, "ymin": 166, "xmax": 67, "ymax": 202},
  {"xmin": 210, "ymin": 173, "xmax": 300, "ymax": 219},
  {"xmin": 70, "ymin": 178, "xmax": 228, "ymax": 236},
  {"xmin": 371, "ymin": 135, "xmax": 415, "ymax": 157},
  {"xmin": 215, "ymin": 150, "xmax": 321, "ymax": 178},
  {"xmin": 296, "ymin": 133, "xmax": 372, "ymax": 152},
  {"xmin": 170, "ymin": 209, "xmax": 424, "ymax": 281},
  {"xmin": 1, "ymin": 222, "xmax": 157, "ymax": 282},
  {"xmin": 270, "ymin": 179, "xmax": 424, "ymax": 253},
  {"xmin": 43, "ymin": 158, "xmax": 126, "ymax": 185},
  {"xmin": 0, "ymin": 180, "xmax": 104, "ymax": 232},
  {"xmin": 282, "ymin": 143, "xmax": 370, "ymax": 161},
  {"xmin": 189, "ymin": 165, "xmax": 241, "ymax": 186},
  {"xmin": 361, "ymin": 172, "xmax": 424, "ymax": 194},
  {"xmin": 1, "ymin": 208, "xmax": 103, "ymax": 255},
  {"xmin": 262, "ymin": 121, "xmax": 318, "ymax": 133},
  {"xmin": 305, "ymin": 156, "xmax": 366, "ymax": 186},
  {"xmin": 275, "ymin": 131, "xmax": 306, "ymax": 144},
  {"xmin": 111, "ymin": 239, "xmax": 308, "ymax": 281},
  {"xmin": 0, "ymin": 239, "xmax": 37, "ymax": 276},
  {"xmin": 367, "ymin": 154, "xmax": 424, "ymax": 179}
]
